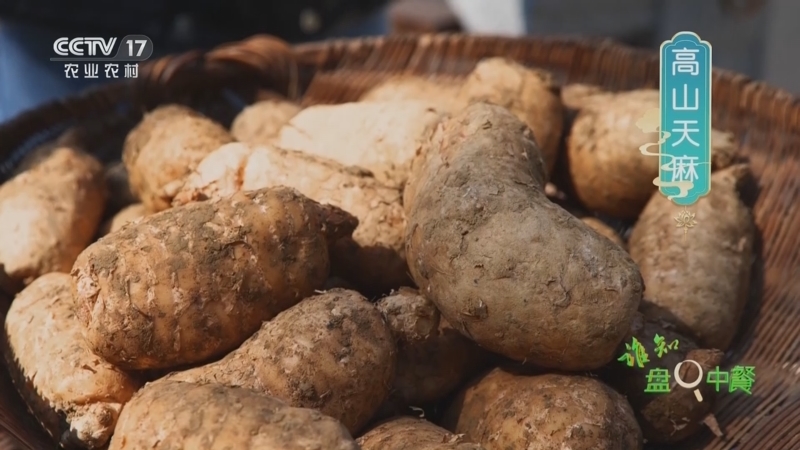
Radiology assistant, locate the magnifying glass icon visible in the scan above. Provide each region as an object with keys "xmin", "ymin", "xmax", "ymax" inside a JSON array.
[{"xmin": 675, "ymin": 359, "xmax": 704, "ymax": 402}]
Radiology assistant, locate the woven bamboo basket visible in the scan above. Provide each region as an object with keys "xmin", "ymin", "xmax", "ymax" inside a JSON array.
[{"xmin": 0, "ymin": 33, "xmax": 798, "ymax": 450}]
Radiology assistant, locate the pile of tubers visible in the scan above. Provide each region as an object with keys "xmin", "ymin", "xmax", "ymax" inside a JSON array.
[{"xmin": 0, "ymin": 57, "xmax": 755, "ymax": 450}]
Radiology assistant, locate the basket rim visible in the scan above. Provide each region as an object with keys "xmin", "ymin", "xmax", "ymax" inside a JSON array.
[
  {"xmin": 289, "ymin": 33, "xmax": 800, "ymax": 126},
  {"xmin": 4, "ymin": 33, "xmax": 800, "ymax": 173}
]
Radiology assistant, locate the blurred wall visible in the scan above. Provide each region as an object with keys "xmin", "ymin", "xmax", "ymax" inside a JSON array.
[
  {"xmin": 523, "ymin": 0, "xmax": 798, "ymax": 93},
  {"xmin": 760, "ymin": 0, "xmax": 800, "ymax": 93},
  {"xmin": 444, "ymin": 0, "xmax": 526, "ymax": 36},
  {"xmin": 655, "ymin": 0, "xmax": 766, "ymax": 81},
  {"xmin": 527, "ymin": 0, "xmax": 657, "ymax": 42},
  {"xmin": 406, "ymin": 0, "xmax": 795, "ymax": 93}
]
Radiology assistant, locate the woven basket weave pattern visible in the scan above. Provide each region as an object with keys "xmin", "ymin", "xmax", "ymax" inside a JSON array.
[{"xmin": 0, "ymin": 34, "xmax": 798, "ymax": 450}]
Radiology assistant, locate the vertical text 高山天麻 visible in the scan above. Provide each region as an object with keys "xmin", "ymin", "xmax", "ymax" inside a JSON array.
[{"xmin": 659, "ymin": 32, "xmax": 713, "ymax": 205}]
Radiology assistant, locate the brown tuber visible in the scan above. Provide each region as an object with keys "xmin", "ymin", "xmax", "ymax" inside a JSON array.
[
  {"xmin": 165, "ymin": 289, "xmax": 396, "ymax": 435},
  {"xmin": 629, "ymin": 164, "xmax": 756, "ymax": 350},
  {"xmin": 109, "ymin": 380, "xmax": 359, "ymax": 450},
  {"xmin": 230, "ymin": 99, "xmax": 302, "ymax": 146},
  {"xmin": 377, "ymin": 288, "xmax": 489, "ymax": 408},
  {"xmin": 0, "ymin": 142, "xmax": 106, "ymax": 285},
  {"xmin": 358, "ymin": 416, "xmax": 485, "ymax": 450},
  {"xmin": 459, "ymin": 58, "xmax": 564, "ymax": 177},
  {"xmin": 404, "ymin": 102, "xmax": 643, "ymax": 370},
  {"xmin": 443, "ymin": 369, "xmax": 643, "ymax": 450},
  {"xmin": 173, "ymin": 142, "xmax": 409, "ymax": 295},
  {"xmin": 565, "ymin": 88, "xmax": 739, "ymax": 219},
  {"xmin": 273, "ymin": 100, "xmax": 445, "ymax": 188},
  {"xmin": 4, "ymin": 273, "xmax": 141, "ymax": 449},
  {"xmin": 122, "ymin": 104, "xmax": 234, "ymax": 212},
  {"xmin": 71, "ymin": 187, "xmax": 357, "ymax": 370},
  {"xmin": 98, "ymin": 203, "xmax": 148, "ymax": 237}
]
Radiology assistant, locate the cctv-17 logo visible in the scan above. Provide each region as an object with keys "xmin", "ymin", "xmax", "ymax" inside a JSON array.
[{"xmin": 53, "ymin": 37, "xmax": 118, "ymax": 57}]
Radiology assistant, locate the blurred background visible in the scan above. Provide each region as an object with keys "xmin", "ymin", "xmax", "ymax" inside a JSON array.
[
  {"xmin": 0, "ymin": 0, "xmax": 791, "ymax": 124},
  {"xmin": 398, "ymin": 0, "xmax": 779, "ymax": 89}
]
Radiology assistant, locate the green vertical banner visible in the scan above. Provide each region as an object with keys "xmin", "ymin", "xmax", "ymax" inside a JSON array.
[{"xmin": 659, "ymin": 32, "xmax": 713, "ymax": 205}]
